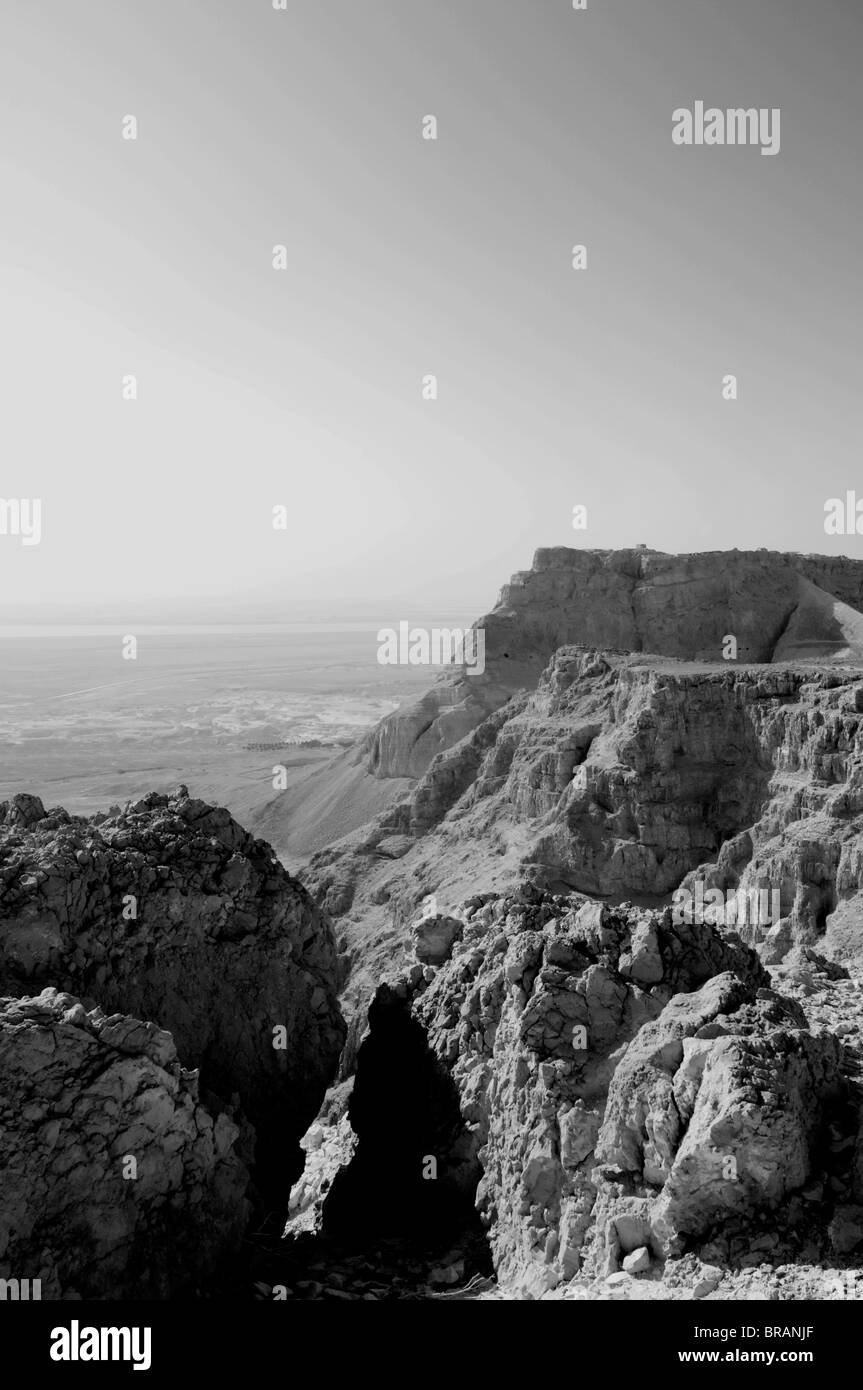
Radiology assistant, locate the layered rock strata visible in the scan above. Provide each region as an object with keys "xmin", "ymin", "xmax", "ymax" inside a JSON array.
[
  {"xmin": 360, "ymin": 548, "xmax": 863, "ymax": 782},
  {"xmin": 306, "ymin": 651, "xmax": 863, "ymax": 982}
]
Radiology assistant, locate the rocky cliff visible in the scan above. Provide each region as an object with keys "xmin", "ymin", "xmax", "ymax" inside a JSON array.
[
  {"xmin": 305, "ymin": 649, "xmax": 863, "ymax": 1001},
  {"xmin": 0, "ymin": 789, "xmax": 345, "ymax": 1297},
  {"xmin": 8, "ymin": 546, "xmax": 863, "ymax": 1302},
  {"xmin": 283, "ymin": 548, "xmax": 863, "ymax": 1299},
  {"xmin": 359, "ymin": 547, "xmax": 863, "ymax": 781}
]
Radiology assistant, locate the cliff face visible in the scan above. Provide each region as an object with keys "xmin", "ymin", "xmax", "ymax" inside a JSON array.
[
  {"xmin": 283, "ymin": 549, "xmax": 863, "ymax": 1299},
  {"xmin": 306, "ymin": 651, "xmax": 863, "ymax": 987},
  {"xmin": 359, "ymin": 548, "xmax": 863, "ymax": 782},
  {"xmin": 0, "ymin": 789, "xmax": 345, "ymax": 1296},
  {"xmin": 286, "ymin": 548, "xmax": 863, "ymax": 1298}
]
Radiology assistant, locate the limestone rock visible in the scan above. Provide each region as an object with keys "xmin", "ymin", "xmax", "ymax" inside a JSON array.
[
  {"xmin": 0, "ymin": 988, "xmax": 250, "ymax": 1299},
  {"xmin": 0, "ymin": 788, "xmax": 346, "ymax": 1192},
  {"xmin": 622, "ymin": 1246, "xmax": 651, "ymax": 1275},
  {"xmin": 316, "ymin": 886, "xmax": 772, "ymax": 1288},
  {"xmin": 653, "ymin": 1027, "xmax": 840, "ymax": 1247},
  {"xmin": 595, "ymin": 978, "xmax": 842, "ymax": 1263},
  {"xmin": 285, "ymin": 1108, "xmax": 358, "ymax": 1238},
  {"xmin": 286, "ymin": 548, "xmax": 863, "ymax": 1299},
  {"xmin": 357, "ymin": 548, "xmax": 863, "ymax": 782},
  {"xmin": 693, "ymin": 1265, "xmax": 723, "ymax": 1298},
  {"xmin": 413, "ymin": 914, "xmax": 464, "ymax": 966},
  {"xmin": 306, "ymin": 647, "xmax": 863, "ymax": 984}
]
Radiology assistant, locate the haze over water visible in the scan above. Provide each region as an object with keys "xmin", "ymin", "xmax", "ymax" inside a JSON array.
[{"xmin": 0, "ymin": 603, "xmax": 481, "ymax": 820}]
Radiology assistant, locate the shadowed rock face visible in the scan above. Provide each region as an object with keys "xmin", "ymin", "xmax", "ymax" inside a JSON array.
[
  {"xmin": 359, "ymin": 548, "xmax": 863, "ymax": 782},
  {"xmin": 0, "ymin": 988, "xmax": 251, "ymax": 1299},
  {"xmin": 0, "ymin": 789, "xmax": 346, "ymax": 1196}
]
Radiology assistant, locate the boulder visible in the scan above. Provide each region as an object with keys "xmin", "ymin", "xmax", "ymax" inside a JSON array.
[
  {"xmin": 413, "ymin": 914, "xmax": 464, "ymax": 966},
  {"xmin": 0, "ymin": 988, "xmax": 250, "ymax": 1298}
]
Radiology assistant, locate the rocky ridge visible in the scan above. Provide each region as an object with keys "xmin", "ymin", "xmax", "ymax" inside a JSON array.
[
  {"xmin": 0, "ymin": 789, "xmax": 345, "ymax": 1297},
  {"xmin": 359, "ymin": 547, "xmax": 863, "ymax": 782},
  {"xmin": 305, "ymin": 651, "xmax": 863, "ymax": 1009}
]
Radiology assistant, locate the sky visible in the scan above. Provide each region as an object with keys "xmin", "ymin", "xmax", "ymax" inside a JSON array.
[{"xmin": 0, "ymin": 0, "xmax": 861, "ymax": 620}]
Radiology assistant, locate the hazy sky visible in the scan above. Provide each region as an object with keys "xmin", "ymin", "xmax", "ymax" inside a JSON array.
[{"xmin": 1, "ymin": 0, "xmax": 861, "ymax": 618}]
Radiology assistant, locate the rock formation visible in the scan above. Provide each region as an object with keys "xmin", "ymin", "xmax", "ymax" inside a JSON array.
[
  {"xmin": 7, "ymin": 546, "xmax": 863, "ymax": 1302},
  {"xmin": 248, "ymin": 547, "xmax": 863, "ymax": 862},
  {"xmin": 0, "ymin": 988, "xmax": 250, "ymax": 1299},
  {"xmin": 359, "ymin": 547, "xmax": 863, "ymax": 782},
  {"xmin": 0, "ymin": 787, "xmax": 345, "ymax": 1194},
  {"xmin": 305, "ymin": 649, "xmax": 863, "ymax": 996},
  {"xmin": 283, "ymin": 548, "xmax": 863, "ymax": 1299},
  {"xmin": 0, "ymin": 789, "xmax": 345, "ymax": 1296},
  {"xmin": 293, "ymin": 886, "xmax": 857, "ymax": 1299}
]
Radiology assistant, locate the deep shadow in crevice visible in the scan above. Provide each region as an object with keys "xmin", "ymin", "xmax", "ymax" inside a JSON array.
[
  {"xmin": 815, "ymin": 882, "xmax": 838, "ymax": 937},
  {"xmin": 322, "ymin": 986, "xmax": 492, "ymax": 1260}
]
